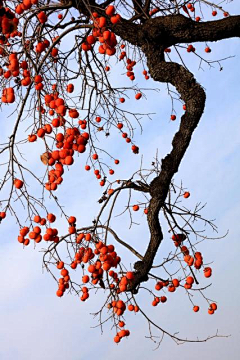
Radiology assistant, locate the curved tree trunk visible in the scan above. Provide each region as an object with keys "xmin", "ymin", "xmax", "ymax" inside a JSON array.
[{"xmin": 131, "ymin": 46, "xmax": 206, "ymax": 290}]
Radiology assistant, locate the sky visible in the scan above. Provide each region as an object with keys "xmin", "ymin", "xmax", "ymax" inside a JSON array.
[{"xmin": 0, "ymin": 2, "xmax": 240, "ymax": 360}]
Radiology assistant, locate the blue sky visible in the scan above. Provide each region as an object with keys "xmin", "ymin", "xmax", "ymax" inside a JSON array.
[{"xmin": 0, "ymin": 2, "xmax": 240, "ymax": 359}]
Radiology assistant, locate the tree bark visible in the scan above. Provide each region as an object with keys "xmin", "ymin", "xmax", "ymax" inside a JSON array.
[{"xmin": 131, "ymin": 46, "xmax": 206, "ymax": 291}]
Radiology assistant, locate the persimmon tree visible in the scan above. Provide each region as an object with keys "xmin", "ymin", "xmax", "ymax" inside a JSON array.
[{"xmin": 0, "ymin": 0, "xmax": 238, "ymax": 346}]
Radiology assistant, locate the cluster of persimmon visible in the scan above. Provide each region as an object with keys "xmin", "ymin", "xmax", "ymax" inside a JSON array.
[
  {"xmin": 24, "ymin": 80, "xmax": 130, "ymax": 188},
  {"xmin": 2, "ymin": 86, "xmax": 15, "ymax": 103},
  {"xmin": 167, "ymin": 233, "xmax": 215, "ymax": 314},
  {"xmin": 113, "ymin": 323, "xmax": 130, "ymax": 344},
  {"xmin": 17, "ymin": 213, "xmax": 58, "ymax": 245},
  {"xmin": 15, "ymin": 208, "xmax": 217, "ymax": 321},
  {"xmin": 42, "ymin": 85, "xmax": 79, "ymax": 119},
  {"xmin": 15, "ymin": 0, "xmax": 38, "ymax": 15},
  {"xmin": 142, "ymin": 69, "xmax": 150, "ymax": 80},
  {"xmin": 81, "ymin": 5, "xmax": 120, "ymax": 56},
  {"xmin": 171, "ymin": 233, "xmax": 208, "ymax": 272},
  {"xmin": 182, "ymin": 3, "xmax": 196, "ymax": 15},
  {"xmin": 0, "ymin": 4, "xmax": 19, "ymax": 36},
  {"xmin": 44, "ymin": 128, "xmax": 89, "ymax": 191},
  {"xmin": 40, "ymin": 225, "xmax": 139, "ymax": 342},
  {"xmin": 54, "ymin": 237, "xmax": 134, "ymax": 302},
  {"xmin": 187, "ymin": 44, "xmax": 196, "ymax": 53},
  {"xmin": 0, "ymin": 6, "xmax": 24, "ymax": 103},
  {"xmin": 120, "ymin": 53, "xmax": 138, "ymax": 82},
  {"xmin": 154, "ymin": 261, "xmax": 215, "ymax": 314},
  {"xmin": 116, "ymin": 122, "xmax": 139, "ymax": 154}
]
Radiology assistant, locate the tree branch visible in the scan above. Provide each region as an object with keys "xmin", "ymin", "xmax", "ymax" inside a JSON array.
[{"xmin": 140, "ymin": 14, "xmax": 240, "ymax": 46}]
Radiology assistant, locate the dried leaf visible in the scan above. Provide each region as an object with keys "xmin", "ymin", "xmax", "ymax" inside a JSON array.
[{"xmin": 40, "ymin": 152, "xmax": 49, "ymax": 165}]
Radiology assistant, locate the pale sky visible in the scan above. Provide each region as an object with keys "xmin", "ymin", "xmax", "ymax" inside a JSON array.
[{"xmin": 0, "ymin": 2, "xmax": 240, "ymax": 359}]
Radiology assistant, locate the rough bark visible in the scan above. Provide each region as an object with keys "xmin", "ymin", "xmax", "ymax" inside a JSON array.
[{"xmin": 131, "ymin": 47, "xmax": 206, "ymax": 291}]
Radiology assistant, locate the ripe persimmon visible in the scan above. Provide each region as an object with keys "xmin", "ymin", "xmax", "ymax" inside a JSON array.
[
  {"xmin": 24, "ymin": 238, "xmax": 30, "ymax": 246},
  {"xmin": 186, "ymin": 276, "xmax": 194, "ymax": 285},
  {"xmin": 37, "ymin": 128, "xmax": 45, "ymax": 138},
  {"xmin": 65, "ymin": 156, "xmax": 74, "ymax": 165},
  {"xmin": 132, "ymin": 205, "xmax": 139, "ymax": 211},
  {"xmin": 34, "ymin": 226, "xmax": 41, "ymax": 234},
  {"xmin": 128, "ymin": 304, "xmax": 134, "ymax": 311},
  {"xmin": 131, "ymin": 145, "xmax": 139, "ymax": 154},
  {"xmin": 69, "ymin": 226, "xmax": 76, "ymax": 234},
  {"xmin": 56, "ymin": 289, "xmax": 63, "ymax": 297},
  {"xmin": 61, "ymin": 268, "xmax": 68, "ymax": 277},
  {"xmin": 110, "ymin": 14, "xmax": 121, "ymax": 24},
  {"xmin": 14, "ymin": 179, "xmax": 23, "ymax": 189},
  {"xmin": 37, "ymin": 11, "xmax": 47, "ymax": 24},
  {"xmin": 0, "ymin": 212, "xmax": 6, "ymax": 219},
  {"xmin": 51, "ymin": 48, "xmax": 58, "ymax": 57},
  {"xmin": 47, "ymin": 213, "xmax": 56, "ymax": 223},
  {"xmin": 82, "ymin": 275, "xmax": 89, "ymax": 283},
  {"xmin": 34, "ymin": 74, "xmax": 42, "ymax": 83},
  {"xmin": 66, "ymin": 84, "xmax": 74, "ymax": 93},
  {"xmin": 135, "ymin": 92, "xmax": 142, "ymax": 100},
  {"xmin": 98, "ymin": 17, "xmax": 107, "ymax": 28},
  {"xmin": 168, "ymin": 285, "xmax": 176, "ymax": 292},
  {"xmin": 105, "ymin": 5, "xmax": 115, "ymax": 16},
  {"xmin": 68, "ymin": 216, "xmax": 76, "ymax": 224},
  {"xmin": 20, "ymin": 227, "xmax": 29, "ymax": 237},
  {"xmin": 85, "ymin": 233, "xmax": 92, "ymax": 241},
  {"xmin": 204, "ymin": 267, "xmax": 212, "ymax": 278},
  {"xmin": 152, "ymin": 300, "xmax": 158, "ymax": 306},
  {"xmin": 155, "ymin": 282, "xmax": 163, "ymax": 291},
  {"xmin": 33, "ymin": 215, "xmax": 41, "ymax": 223},
  {"xmin": 114, "ymin": 335, "xmax": 120, "ymax": 343},
  {"xmin": 76, "ymin": 234, "xmax": 84, "ymax": 244},
  {"xmin": 28, "ymin": 134, "xmax": 37, "ymax": 142},
  {"xmin": 210, "ymin": 303, "xmax": 217, "ymax": 311},
  {"xmin": 172, "ymin": 279, "xmax": 179, "ymax": 287},
  {"xmin": 126, "ymin": 271, "xmax": 134, "ymax": 280}
]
